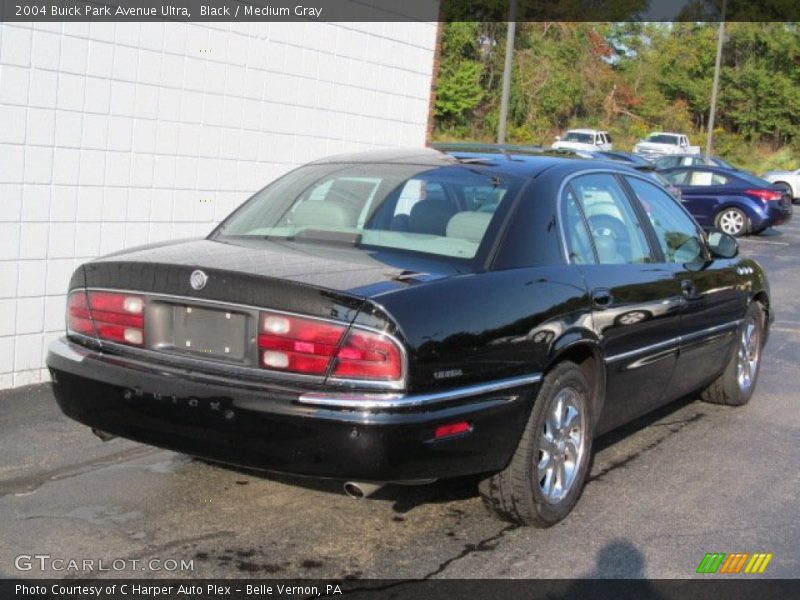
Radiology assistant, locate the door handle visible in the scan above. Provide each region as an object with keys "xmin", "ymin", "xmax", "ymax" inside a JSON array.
[{"xmin": 591, "ymin": 288, "xmax": 614, "ymax": 310}]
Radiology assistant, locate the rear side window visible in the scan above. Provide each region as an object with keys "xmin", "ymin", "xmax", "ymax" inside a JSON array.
[{"xmin": 570, "ymin": 173, "xmax": 653, "ymax": 265}]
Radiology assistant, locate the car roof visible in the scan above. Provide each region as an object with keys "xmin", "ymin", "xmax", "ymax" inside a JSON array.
[
  {"xmin": 307, "ymin": 146, "xmax": 644, "ymax": 180},
  {"xmin": 661, "ymin": 165, "xmax": 733, "ymax": 173},
  {"xmin": 566, "ymin": 128, "xmax": 605, "ymax": 134}
]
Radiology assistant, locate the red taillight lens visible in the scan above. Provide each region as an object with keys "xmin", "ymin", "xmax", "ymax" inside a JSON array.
[
  {"xmin": 67, "ymin": 292, "xmax": 94, "ymax": 336},
  {"xmin": 332, "ymin": 330, "xmax": 403, "ymax": 380},
  {"xmin": 257, "ymin": 311, "xmax": 404, "ymax": 381},
  {"xmin": 746, "ymin": 188, "xmax": 782, "ymax": 202},
  {"xmin": 258, "ymin": 311, "xmax": 347, "ymax": 375},
  {"xmin": 67, "ymin": 290, "xmax": 145, "ymax": 346}
]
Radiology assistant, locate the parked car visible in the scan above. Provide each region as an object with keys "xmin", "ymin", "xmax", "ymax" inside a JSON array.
[
  {"xmin": 552, "ymin": 129, "xmax": 613, "ymax": 152},
  {"xmin": 660, "ymin": 166, "xmax": 793, "ymax": 236},
  {"xmin": 633, "ymin": 132, "xmax": 700, "ymax": 161},
  {"xmin": 762, "ymin": 168, "xmax": 800, "ymax": 204},
  {"xmin": 654, "ymin": 154, "xmax": 738, "ymax": 170},
  {"xmin": 48, "ymin": 148, "xmax": 772, "ymax": 527}
]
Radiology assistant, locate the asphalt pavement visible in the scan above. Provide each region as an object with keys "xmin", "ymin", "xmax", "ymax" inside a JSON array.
[{"xmin": 2, "ymin": 218, "xmax": 799, "ymax": 580}]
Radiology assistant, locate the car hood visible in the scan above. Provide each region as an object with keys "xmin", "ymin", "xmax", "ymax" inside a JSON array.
[{"xmin": 87, "ymin": 238, "xmax": 453, "ymax": 297}]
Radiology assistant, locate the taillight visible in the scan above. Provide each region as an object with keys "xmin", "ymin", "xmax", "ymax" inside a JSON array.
[
  {"xmin": 67, "ymin": 290, "xmax": 145, "ymax": 346},
  {"xmin": 258, "ymin": 311, "xmax": 403, "ymax": 381},
  {"xmin": 746, "ymin": 189, "xmax": 782, "ymax": 203},
  {"xmin": 332, "ymin": 329, "xmax": 403, "ymax": 380},
  {"xmin": 258, "ymin": 311, "xmax": 347, "ymax": 375}
]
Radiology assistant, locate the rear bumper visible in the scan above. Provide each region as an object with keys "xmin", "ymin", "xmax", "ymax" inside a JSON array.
[
  {"xmin": 754, "ymin": 202, "xmax": 793, "ymax": 228},
  {"xmin": 47, "ymin": 338, "xmax": 539, "ymax": 482}
]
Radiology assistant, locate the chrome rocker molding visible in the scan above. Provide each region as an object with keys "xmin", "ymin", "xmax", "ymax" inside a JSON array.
[{"xmin": 604, "ymin": 320, "xmax": 742, "ymax": 365}]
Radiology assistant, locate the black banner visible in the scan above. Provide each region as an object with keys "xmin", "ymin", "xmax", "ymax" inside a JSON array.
[
  {"xmin": 2, "ymin": 0, "xmax": 800, "ymax": 22},
  {"xmin": 4, "ymin": 579, "xmax": 800, "ymax": 600}
]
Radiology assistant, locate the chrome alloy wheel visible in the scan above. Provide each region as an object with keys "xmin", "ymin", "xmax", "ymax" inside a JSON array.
[
  {"xmin": 737, "ymin": 315, "xmax": 761, "ymax": 394},
  {"xmin": 718, "ymin": 209, "xmax": 746, "ymax": 236},
  {"xmin": 537, "ymin": 386, "xmax": 587, "ymax": 504}
]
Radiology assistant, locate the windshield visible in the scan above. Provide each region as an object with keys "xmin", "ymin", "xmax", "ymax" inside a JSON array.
[
  {"xmin": 212, "ymin": 163, "xmax": 523, "ymax": 260},
  {"xmin": 563, "ymin": 132, "xmax": 595, "ymax": 144},
  {"xmin": 646, "ymin": 134, "xmax": 680, "ymax": 145}
]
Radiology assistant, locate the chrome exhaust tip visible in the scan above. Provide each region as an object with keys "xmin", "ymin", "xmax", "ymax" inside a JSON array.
[
  {"xmin": 343, "ymin": 481, "xmax": 385, "ymax": 499},
  {"xmin": 91, "ymin": 428, "xmax": 116, "ymax": 442}
]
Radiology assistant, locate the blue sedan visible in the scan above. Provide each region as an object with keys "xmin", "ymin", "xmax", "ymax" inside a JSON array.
[{"xmin": 660, "ymin": 166, "xmax": 793, "ymax": 236}]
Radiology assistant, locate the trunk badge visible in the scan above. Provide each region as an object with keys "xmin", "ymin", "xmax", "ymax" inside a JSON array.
[{"xmin": 190, "ymin": 270, "xmax": 208, "ymax": 290}]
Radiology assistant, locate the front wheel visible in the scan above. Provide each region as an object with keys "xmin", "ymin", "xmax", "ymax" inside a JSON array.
[
  {"xmin": 701, "ymin": 302, "xmax": 765, "ymax": 406},
  {"xmin": 716, "ymin": 208, "xmax": 749, "ymax": 237},
  {"xmin": 479, "ymin": 361, "xmax": 593, "ymax": 527}
]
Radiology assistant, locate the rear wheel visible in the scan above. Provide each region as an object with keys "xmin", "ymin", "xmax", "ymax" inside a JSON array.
[
  {"xmin": 716, "ymin": 208, "xmax": 748, "ymax": 237},
  {"xmin": 479, "ymin": 361, "xmax": 593, "ymax": 526},
  {"xmin": 701, "ymin": 302, "xmax": 764, "ymax": 406}
]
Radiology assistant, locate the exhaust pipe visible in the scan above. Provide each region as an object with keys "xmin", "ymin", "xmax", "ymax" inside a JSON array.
[
  {"xmin": 343, "ymin": 481, "xmax": 385, "ymax": 499},
  {"xmin": 91, "ymin": 428, "xmax": 116, "ymax": 442}
]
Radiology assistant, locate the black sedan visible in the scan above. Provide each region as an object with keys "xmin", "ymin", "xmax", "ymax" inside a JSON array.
[{"xmin": 48, "ymin": 148, "xmax": 771, "ymax": 526}]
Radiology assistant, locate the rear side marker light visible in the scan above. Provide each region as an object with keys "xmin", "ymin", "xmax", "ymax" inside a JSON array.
[
  {"xmin": 435, "ymin": 421, "xmax": 472, "ymax": 439},
  {"xmin": 67, "ymin": 290, "xmax": 146, "ymax": 346},
  {"xmin": 258, "ymin": 310, "xmax": 403, "ymax": 382}
]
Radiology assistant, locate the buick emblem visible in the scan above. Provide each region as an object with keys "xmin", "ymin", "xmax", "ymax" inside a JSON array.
[{"xmin": 190, "ymin": 270, "xmax": 208, "ymax": 290}]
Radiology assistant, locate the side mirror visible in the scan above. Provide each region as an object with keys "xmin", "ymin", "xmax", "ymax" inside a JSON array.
[{"xmin": 707, "ymin": 231, "xmax": 738, "ymax": 259}]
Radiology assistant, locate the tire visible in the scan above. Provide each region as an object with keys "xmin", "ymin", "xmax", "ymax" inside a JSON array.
[
  {"xmin": 479, "ymin": 361, "xmax": 593, "ymax": 527},
  {"xmin": 715, "ymin": 207, "xmax": 749, "ymax": 237},
  {"xmin": 701, "ymin": 302, "xmax": 765, "ymax": 406}
]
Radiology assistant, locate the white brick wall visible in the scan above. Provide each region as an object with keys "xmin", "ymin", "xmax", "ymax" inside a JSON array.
[{"xmin": 0, "ymin": 21, "xmax": 438, "ymax": 389}]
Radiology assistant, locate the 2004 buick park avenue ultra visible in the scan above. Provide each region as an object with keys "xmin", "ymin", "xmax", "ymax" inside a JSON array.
[{"xmin": 48, "ymin": 148, "xmax": 771, "ymax": 526}]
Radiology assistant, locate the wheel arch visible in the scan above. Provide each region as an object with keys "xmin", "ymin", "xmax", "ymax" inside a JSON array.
[
  {"xmin": 715, "ymin": 200, "xmax": 760, "ymax": 234},
  {"xmin": 545, "ymin": 337, "xmax": 606, "ymax": 428}
]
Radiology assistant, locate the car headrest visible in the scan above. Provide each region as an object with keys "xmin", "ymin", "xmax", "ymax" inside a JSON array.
[
  {"xmin": 408, "ymin": 199, "xmax": 455, "ymax": 236},
  {"xmin": 446, "ymin": 211, "xmax": 493, "ymax": 243},
  {"xmin": 291, "ymin": 201, "xmax": 358, "ymax": 229},
  {"xmin": 594, "ymin": 234, "xmax": 622, "ymax": 264}
]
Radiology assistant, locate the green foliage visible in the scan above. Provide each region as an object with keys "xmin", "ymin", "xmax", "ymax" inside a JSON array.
[{"xmin": 432, "ymin": 21, "xmax": 800, "ymax": 171}]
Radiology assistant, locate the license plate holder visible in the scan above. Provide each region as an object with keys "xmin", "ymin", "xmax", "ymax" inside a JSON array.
[{"xmin": 171, "ymin": 305, "xmax": 247, "ymax": 360}]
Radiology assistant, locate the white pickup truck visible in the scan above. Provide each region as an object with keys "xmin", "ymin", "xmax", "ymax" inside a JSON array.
[{"xmin": 633, "ymin": 132, "xmax": 700, "ymax": 161}]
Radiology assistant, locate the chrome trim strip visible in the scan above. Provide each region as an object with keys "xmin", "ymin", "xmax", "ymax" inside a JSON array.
[
  {"xmin": 297, "ymin": 373, "xmax": 543, "ymax": 410},
  {"xmin": 71, "ymin": 287, "xmax": 408, "ymax": 391},
  {"xmin": 605, "ymin": 320, "xmax": 742, "ymax": 364}
]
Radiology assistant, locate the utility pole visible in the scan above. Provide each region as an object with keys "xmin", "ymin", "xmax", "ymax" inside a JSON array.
[
  {"xmin": 497, "ymin": 0, "xmax": 518, "ymax": 144},
  {"xmin": 705, "ymin": 0, "xmax": 727, "ymax": 157}
]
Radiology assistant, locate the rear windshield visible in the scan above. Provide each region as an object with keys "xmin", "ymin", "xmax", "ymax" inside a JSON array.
[{"xmin": 212, "ymin": 163, "xmax": 523, "ymax": 260}]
